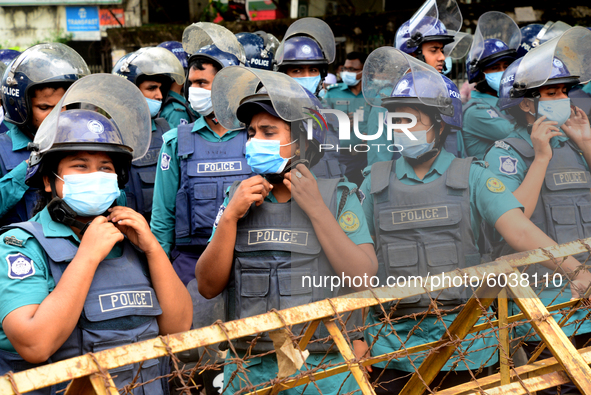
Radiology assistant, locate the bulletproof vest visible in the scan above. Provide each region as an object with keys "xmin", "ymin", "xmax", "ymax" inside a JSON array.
[
  {"xmin": 125, "ymin": 118, "xmax": 169, "ymax": 220},
  {"xmin": 226, "ymin": 178, "xmax": 359, "ymax": 352},
  {"xmin": 309, "ymin": 128, "xmax": 347, "ymax": 179},
  {"xmin": 175, "ymin": 124, "xmax": 252, "ymax": 246},
  {"xmin": 489, "ymin": 137, "xmax": 591, "ymax": 272},
  {"xmin": 0, "ymin": 132, "xmax": 38, "ymax": 227},
  {"xmin": 0, "ymin": 222, "xmax": 167, "ymax": 395},
  {"xmin": 370, "ymin": 157, "xmax": 481, "ymax": 316},
  {"xmin": 161, "ymin": 94, "xmax": 197, "ymax": 124}
]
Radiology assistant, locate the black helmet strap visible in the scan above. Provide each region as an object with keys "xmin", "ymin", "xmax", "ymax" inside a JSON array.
[{"xmin": 47, "ymin": 176, "xmax": 91, "ymax": 235}]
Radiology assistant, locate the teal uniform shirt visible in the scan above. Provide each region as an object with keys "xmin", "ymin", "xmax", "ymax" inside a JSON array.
[
  {"xmin": 0, "ymin": 207, "xmax": 123, "ymax": 353},
  {"xmin": 159, "ymin": 91, "xmax": 197, "ymax": 129},
  {"xmin": 366, "ymin": 106, "xmax": 395, "ymax": 166},
  {"xmin": 360, "ymin": 149, "xmax": 523, "ymax": 371},
  {"xmin": 462, "ymin": 91, "xmax": 515, "ymax": 160},
  {"xmin": 0, "ymin": 122, "xmax": 31, "ymax": 219},
  {"xmin": 323, "ymin": 82, "xmax": 371, "ymax": 146},
  {"xmin": 484, "ymin": 126, "xmax": 591, "ymax": 339},
  {"xmin": 150, "ymin": 117, "xmax": 242, "ymax": 256}
]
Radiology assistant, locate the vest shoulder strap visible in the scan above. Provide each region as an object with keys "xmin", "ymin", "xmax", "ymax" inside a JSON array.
[
  {"xmin": 177, "ymin": 122, "xmax": 195, "ymax": 156},
  {"xmin": 446, "ymin": 157, "xmax": 474, "ymax": 190},
  {"xmin": 370, "ymin": 160, "xmax": 394, "ymax": 195},
  {"xmin": 462, "ymin": 98, "xmax": 487, "ymax": 114},
  {"xmin": 0, "ymin": 133, "xmax": 14, "ymax": 173},
  {"xmin": 0, "ymin": 221, "xmax": 78, "ymax": 262},
  {"xmin": 228, "ymin": 180, "xmax": 242, "ymax": 201},
  {"xmin": 154, "ymin": 118, "xmax": 170, "ymax": 135},
  {"xmin": 316, "ymin": 177, "xmax": 343, "ymax": 215},
  {"xmin": 505, "ymin": 137, "xmax": 535, "ymax": 159}
]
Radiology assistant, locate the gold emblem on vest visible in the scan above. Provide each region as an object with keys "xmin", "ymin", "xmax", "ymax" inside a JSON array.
[
  {"xmin": 392, "ymin": 206, "xmax": 449, "ymax": 224},
  {"xmin": 553, "ymin": 171, "xmax": 587, "ymax": 185},
  {"xmin": 248, "ymin": 229, "xmax": 308, "ymax": 246}
]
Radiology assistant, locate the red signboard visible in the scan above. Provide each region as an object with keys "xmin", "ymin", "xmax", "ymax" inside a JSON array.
[{"xmin": 99, "ymin": 8, "xmax": 125, "ymax": 28}]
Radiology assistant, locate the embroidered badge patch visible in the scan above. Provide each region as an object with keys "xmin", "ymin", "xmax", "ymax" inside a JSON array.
[
  {"xmin": 160, "ymin": 153, "xmax": 171, "ymax": 171},
  {"xmin": 499, "ymin": 156, "xmax": 518, "ymax": 175},
  {"xmin": 339, "ymin": 211, "xmax": 360, "ymax": 232},
  {"xmin": 495, "ymin": 140, "xmax": 510, "ymax": 150},
  {"xmin": 486, "ymin": 178, "xmax": 506, "ymax": 193},
  {"xmin": 4, "ymin": 236, "xmax": 24, "ymax": 247},
  {"xmin": 6, "ymin": 253, "xmax": 35, "ymax": 280},
  {"xmin": 487, "ymin": 109, "xmax": 499, "ymax": 118}
]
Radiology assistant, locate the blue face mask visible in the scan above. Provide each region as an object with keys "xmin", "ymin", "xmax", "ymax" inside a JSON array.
[
  {"xmin": 340, "ymin": 71, "xmax": 360, "ymax": 87},
  {"xmin": 393, "ymin": 126, "xmax": 435, "ymax": 159},
  {"xmin": 294, "ymin": 75, "xmax": 321, "ymax": 94},
  {"xmin": 245, "ymin": 138, "xmax": 296, "ymax": 175},
  {"xmin": 442, "ymin": 57, "xmax": 452, "ymax": 76},
  {"xmin": 538, "ymin": 98, "xmax": 572, "ymax": 128},
  {"xmin": 57, "ymin": 172, "xmax": 121, "ymax": 217},
  {"xmin": 485, "ymin": 71, "xmax": 503, "ymax": 93},
  {"xmin": 146, "ymin": 98, "xmax": 162, "ymax": 118}
]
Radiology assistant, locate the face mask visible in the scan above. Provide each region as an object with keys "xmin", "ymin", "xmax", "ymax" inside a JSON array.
[
  {"xmin": 341, "ymin": 71, "xmax": 360, "ymax": 87},
  {"xmin": 394, "ymin": 126, "xmax": 435, "ymax": 159},
  {"xmin": 56, "ymin": 172, "xmax": 120, "ymax": 217},
  {"xmin": 245, "ymin": 138, "xmax": 297, "ymax": 175},
  {"xmin": 294, "ymin": 75, "xmax": 321, "ymax": 94},
  {"xmin": 442, "ymin": 57, "xmax": 452, "ymax": 76},
  {"xmin": 188, "ymin": 87, "xmax": 213, "ymax": 116},
  {"xmin": 145, "ymin": 98, "xmax": 161, "ymax": 118},
  {"xmin": 318, "ymin": 88, "xmax": 327, "ymax": 98},
  {"xmin": 485, "ymin": 71, "xmax": 503, "ymax": 93},
  {"xmin": 537, "ymin": 98, "xmax": 571, "ymax": 127}
]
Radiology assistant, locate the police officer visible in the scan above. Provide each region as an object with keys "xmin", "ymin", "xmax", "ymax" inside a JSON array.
[
  {"xmin": 158, "ymin": 41, "xmax": 199, "ymax": 128},
  {"xmin": 112, "ymin": 46, "xmax": 185, "ymax": 221},
  {"xmin": 323, "ymin": 51, "xmax": 370, "ymax": 186},
  {"xmin": 368, "ymin": 0, "xmax": 466, "ymax": 166},
  {"xmin": 0, "ymin": 43, "xmax": 89, "ymax": 227},
  {"xmin": 197, "ymin": 67, "xmax": 377, "ymax": 395},
  {"xmin": 484, "ymin": 28, "xmax": 591, "ymax": 394},
  {"xmin": 461, "ymin": 11, "xmax": 521, "ymax": 159},
  {"xmin": 236, "ymin": 31, "xmax": 279, "ymax": 71},
  {"xmin": 274, "ymin": 17, "xmax": 345, "ymax": 179},
  {"xmin": 360, "ymin": 46, "xmax": 591, "ymax": 394},
  {"xmin": 0, "ymin": 74, "xmax": 192, "ymax": 395}
]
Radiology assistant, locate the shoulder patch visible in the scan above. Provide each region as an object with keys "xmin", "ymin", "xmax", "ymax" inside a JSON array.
[
  {"xmin": 495, "ymin": 140, "xmax": 511, "ymax": 150},
  {"xmin": 160, "ymin": 152, "xmax": 171, "ymax": 171},
  {"xmin": 486, "ymin": 177, "xmax": 506, "ymax": 193},
  {"xmin": 4, "ymin": 235, "xmax": 24, "ymax": 247},
  {"xmin": 473, "ymin": 160, "xmax": 489, "ymax": 168},
  {"xmin": 327, "ymin": 83, "xmax": 340, "ymax": 90},
  {"xmin": 339, "ymin": 211, "xmax": 360, "ymax": 232},
  {"xmin": 6, "ymin": 253, "xmax": 35, "ymax": 280},
  {"xmin": 486, "ymin": 109, "xmax": 499, "ymax": 118},
  {"xmin": 499, "ymin": 156, "xmax": 518, "ymax": 175}
]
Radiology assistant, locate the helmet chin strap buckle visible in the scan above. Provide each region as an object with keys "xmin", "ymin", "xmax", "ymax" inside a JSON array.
[{"xmin": 47, "ymin": 198, "xmax": 92, "ymax": 236}]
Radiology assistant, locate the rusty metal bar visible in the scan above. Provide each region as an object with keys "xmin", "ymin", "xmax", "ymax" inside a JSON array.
[
  {"xmin": 65, "ymin": 372, "xmax": 118, "ymax": 395},
  {"xmin": 498, "ymin": 289, "xmax": 511, "ymax": 386}
]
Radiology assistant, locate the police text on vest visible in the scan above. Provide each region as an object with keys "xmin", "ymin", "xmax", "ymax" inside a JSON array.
[{"xmin": 99, "ymin": 290, "xmax": 154, "ymax": 312}]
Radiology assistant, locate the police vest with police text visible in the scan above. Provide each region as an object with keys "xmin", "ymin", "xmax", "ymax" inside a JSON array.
[
  {"xmin": 0, "ymin": 132, "xmax": 38, "ymax": 227},
  {"xmin": 175, "ymin": 124, "xmax": 252, "ymax": 246},
  {"xmin": 126, "ymin": 117, "xmax": 169, "ymax": 221},
  {"xmin": 370, "ymin": 157, "xmax": 482, "ymax": 316},
  {"xmin": 0, "ymin": 221, "xmax": 168, "ymax": 395}
]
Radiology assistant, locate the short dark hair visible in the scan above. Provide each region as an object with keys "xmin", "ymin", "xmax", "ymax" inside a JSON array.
[
  {"xmin": 31, "ymin": 82, "xmax": 71, "ymax": 97},
  {"xmin": 346, "ymin": 51, "xmax": 367, "ymax": 65},
  {"xmin": 188, "ymin": 57, "xmax": 222, "ymax": 74}
]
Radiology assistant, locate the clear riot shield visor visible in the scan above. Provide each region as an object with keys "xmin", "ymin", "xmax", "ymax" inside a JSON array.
[
  {"xmin": 408, "ymin": 0, "xmax": 462, "ymax": 40},
  {"xmin": 275, "ymin": 17, "xmax": 335, "ymax": 64},
  {"xmin": 6, "ymin": 43, "xmax": 89, "ymax": 86},
  {"xmin": 444, "ymin": 31, "xmax": 472, "ymax": 59},
  {"xmin": 362, "ymin": 47, "xmax": 451, "ymax": 112},
  {"xmin": 514, "ymin": 27, "xmax": 591, "ymax": 93},
  {"xmin": 533, "ymin": 21, "xmax": 571, "ymax": 47},
  {"xmin": 468, "ymin": 11, "xmax": 521, "ymax": 63},
  {"xmin": 121, "ymin": 47, "xmax": 185, "ymax": 85},
  {"xmin": 34, "ymin": 74, "xmax": 151, "ymax": 161},
  {"xmin": 211, "ymin": 66, "xmax": 314, "ymax": 130},
  {"xmin": 182, "ymin": 22, "xmax": 246, "ymax": 64}
]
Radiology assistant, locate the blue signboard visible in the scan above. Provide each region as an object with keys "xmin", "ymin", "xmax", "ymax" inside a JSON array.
[{"xmin": 66, "ymin": 6, "xmax": 100, "ymax": 32}]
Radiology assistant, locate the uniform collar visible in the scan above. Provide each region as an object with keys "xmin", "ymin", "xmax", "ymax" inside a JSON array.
[
  {"xmin": 514, "ymin": 125, "xmax": 569, "ymax": 148},
  {"xmin": 5, "ymin": 121, "xmax": 32, "ymax": 151},
  {"xmin": 34, "ymin": 207, "xmax": 81, "ymax": 242},
  {"xmin": 396, "ymin": 149, "xmax": 454, "ymax": 183},
  {"xmin": 191, "ymin": 116, "xmax": 211, "ymax": 133},
  {"xmin": 471, "ymin": 90, "xmax": 499, "ymax": 105},
  {"xmin": 168, "ymin": 90, "xmax": 186, "ymax": 102}
]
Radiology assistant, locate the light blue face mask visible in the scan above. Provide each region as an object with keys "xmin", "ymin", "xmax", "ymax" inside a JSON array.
[
  {"xmin": 146, "ymin": 98, "xmax": 162, "ymax": 118},
  {"xmin": 341, "ymin": 71, "xmax": 360, "ymax": 87},
  {"xmin": 245, "ymin": 138, "xmax": 296, "ymax": 175},
  {"xmin": 485, "ymin": 71, "xmax": 503, "ymax": 93},
  {"xmin": 442, "ymin": 57, "xmax": 452, "ymax": 76},
  {"xmin": 393, "ymin": 126, "xmax": 435, "ymax": 159},
  {"xmin": 57, "ymin": 172, "xmax": 121, "ymax": 217},
  {"xmin": 538, "ymin": 98, "xmax": 572, "ymax": 128},
  {"xmin": 294, "ymin": 75, "xmax": 321, "ymax": 94}
]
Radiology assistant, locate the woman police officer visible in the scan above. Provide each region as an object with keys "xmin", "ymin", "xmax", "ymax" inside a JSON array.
[{"xmin": 0, "ymin": 74, "xmax": 192, "ymax": 395}]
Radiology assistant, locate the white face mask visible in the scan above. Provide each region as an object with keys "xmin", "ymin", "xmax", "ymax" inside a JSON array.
[{"xmin": 188, "ymin": 87, "xmax": 213, "ymax": 116}]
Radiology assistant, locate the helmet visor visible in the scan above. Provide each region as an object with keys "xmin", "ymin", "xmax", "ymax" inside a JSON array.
[
  {"xmin": 408, "ymin": 0, "xmax": 462, "ymax": 40},
  {"xmin": 122, "ymin": 47, "xmax": 186, "ymax": 85},
  {"xmin": 444, "ymin": 31, "xmax": 473, "ymax": 59},
  {"xmin": 34, "ymin": 73, "xmax": 151, "ymax": 161},
  {"xmin": 469, "ymin": 11, "xmax": 521, "ymax": 64},
  {"xmin": 211, "ymin": 67, "xmax": 316, "ymax": 130},
  {"xmin": 182, "ymin": 22, "xmax": 246, "ymax": 65},
  {"xmin": 275, "ymin": 17, "xmax": 335, "ymax": 64}
]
